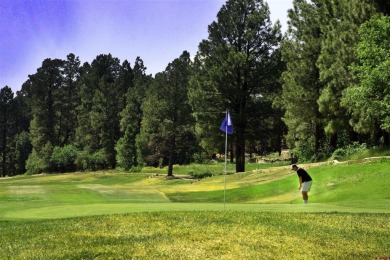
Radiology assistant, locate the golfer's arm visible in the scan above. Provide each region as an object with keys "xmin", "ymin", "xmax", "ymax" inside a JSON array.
[{"xmin": 299, "ymin": 177, "xmax": 303, "ymax": 186}]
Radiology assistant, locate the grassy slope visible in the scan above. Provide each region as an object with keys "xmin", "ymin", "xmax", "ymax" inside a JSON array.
[
  {"xmin": 0, "ymin": 161, "xmax": 389, "ymax": 259},
  {"xmin": 164, "ymin": 161, "xmax": 390, "ymax": 207},
  {"xmin": 0, "ymin": 160, "xmax": 389, "ymax": 220}
]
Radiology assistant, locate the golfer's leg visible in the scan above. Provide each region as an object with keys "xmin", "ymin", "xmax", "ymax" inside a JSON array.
[{"xmin": 301, "ymin": 191, "xmax": 308, "ymax": 203}]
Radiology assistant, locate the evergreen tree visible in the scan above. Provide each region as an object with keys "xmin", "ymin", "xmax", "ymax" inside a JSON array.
[
  {"xmin": 316, "ymin": 0, "xmax": 374, "ymax": 147},
  {"xmin": 116, "ymin": 57, "xmax": 151, "ymax": 170},
  {"xmin": 0, "ymin": 86, "xmax": 14, "ymax": 177},
  {"xmin": 26, "ymin": 58, "xmax": 65, "ymax": 173},
  {"xmin": 138, "ymin": 51, "xmax": 196, "ymax": 176},
  {"xmin": 75, "ymin": 54, "xmax": 121, "ymax": 169},
  {"xmin": 280, "ymin": 0, "xmax": 325, "ymax": 160},
  {"xmin": 10, "ymin": 85, "xmax": 33, "ymax": 175},
  {"xmin": 59, "ymin": 53, "xmax": 81, "ymax": 145},
  {"xmin": 190, "ymin": 0, "xmax": 281, "ymax": 172},
  {"xmin": 342, "ymin": 15, "xmax": 390, "ymax": 145}
]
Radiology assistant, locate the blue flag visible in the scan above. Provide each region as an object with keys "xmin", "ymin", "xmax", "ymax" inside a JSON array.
[{"xmin": 220, "ymin": 111, "xmax": 233, "ymax": 134}]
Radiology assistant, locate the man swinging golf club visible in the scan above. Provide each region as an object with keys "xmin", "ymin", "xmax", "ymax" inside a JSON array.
[{"xmin": 291, "ymin": 164, "xmax": 312, "ymax": 204}]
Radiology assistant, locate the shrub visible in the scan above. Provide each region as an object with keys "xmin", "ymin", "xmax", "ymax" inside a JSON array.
[
  {"xmin": 25, "ymin": 149, "xmax": 45, "ymax": 175},
  {"xmin": 331, "ymin": 148, "xmax": 346, "ymax": 160},
  {"xmin": 50, "ymin": 145, "xmax": 78, "ymax": 173},
  {"xmin": 189, "ymin": 171, "xmax": 213, "ymax": 179},
  {"xmin": 331, "ymin": 142, "xmax": 368, "ymax": 161},
  {"xmin": 129, "ymin": 165, "xmax": 143, "ymax": 173},
  {"xmin": 25, "ymin": 142, "xmax": 53, "ymax": 174}
]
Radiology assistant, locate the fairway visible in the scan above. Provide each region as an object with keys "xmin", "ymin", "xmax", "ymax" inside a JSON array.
[
  {"xmin": 1, "ymin": 160, "xmax": 389, "ymax": 219},
  {"xmin": 0, "ymin": 160, "xmax": 389, "ymax": 259}
]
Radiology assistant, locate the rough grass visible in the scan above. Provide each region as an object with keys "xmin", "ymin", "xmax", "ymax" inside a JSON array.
[{"xmin": 0, "ymin": 211, "xmax": 388, "ymax": 259}]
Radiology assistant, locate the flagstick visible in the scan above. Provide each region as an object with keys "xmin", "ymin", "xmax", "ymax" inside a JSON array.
[{"xmin": 224, "ymin": 113, "xmax": 228, "ymax": 210}]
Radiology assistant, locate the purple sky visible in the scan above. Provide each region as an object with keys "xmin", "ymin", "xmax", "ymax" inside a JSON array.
[{"xmin": 0, "ymin": 0, "xmax": 292, "ymax": 93}]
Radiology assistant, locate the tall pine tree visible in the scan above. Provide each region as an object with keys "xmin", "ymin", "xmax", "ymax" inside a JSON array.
[
  {"xmin": 342, "ymin": 15, "xmax": 390, "ymax": 145},
  {"xmin": 26, "ymin": 58, "xmax": 65, "ymax": 173},
  {"xmin": 138, "ymin": 51, "xmax": 196, "ymax": 176},
  {"xmin": 0, "ymin": 86, "xmax": 14, "ymax": 177},
  {"xmin": 316, "ymin": 0, "xmax": 374, "ymax": 148},
  {"xmin": 116, "ymin": 57, "xmax": 151, "ymax": 170},
  {"xmin": 280, "ymin": 0, "xmax": 325, "ymax": 160},
  {"xmin": 190, "ymin": 0, "xmax": 281, "ymax": 172}
]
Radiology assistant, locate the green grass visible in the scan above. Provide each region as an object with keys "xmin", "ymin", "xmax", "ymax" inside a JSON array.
[
  {"xmin": 0, "ymin": 160, "xmax": 389, "ymax": 259},
  {"xmin": 140, "ymin": 160, "xmax": 290, "ymax": 176},
  {"xmin": 0, "ymin": 212, "xmax": 388, "ymax": 259},
  {"xmin": 339, "ymin": 147, "xmax": 390, "ymax": 161}
]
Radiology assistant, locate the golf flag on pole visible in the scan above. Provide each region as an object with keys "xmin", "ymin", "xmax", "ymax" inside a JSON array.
[
  {"xmin": 220, "ymin": 110, "xmax": 233, "ymax": 134},
  {"xmin": 220, "ymin": 110, "xmax": 232, "ymax": 210}
]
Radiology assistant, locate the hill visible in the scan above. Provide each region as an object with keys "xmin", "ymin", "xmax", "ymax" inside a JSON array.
[{"xmin": 0, "ymin": 159, "xmax": 389, "ymax": 220}]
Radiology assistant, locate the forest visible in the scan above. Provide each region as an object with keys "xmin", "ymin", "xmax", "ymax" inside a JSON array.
[{"xmin": 1, "ymin": 0, "xmax": 389, "ymax": 177}]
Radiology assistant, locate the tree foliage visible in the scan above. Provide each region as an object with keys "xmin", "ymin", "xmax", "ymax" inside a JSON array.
[
  {"xmin": 138, "ymin": 51, "xmax": 196, "ymax": 176},
  {"xmin": 0, "ymin": 86, "xmax": 14, "ymax": 177},
  {"xmin": 116, "ymin": 58, "xmax": 151, "ymax": 170},
  {"xmin": 342, "ymin": 15, "xmax": 390, "ymax": 144},
  {"xmin": 190, "ymin": 0, "xmax": 282, "ymax": 172},
  {"xmin": 316, "ymin": 0, "xmax": 374, "ymax": 139},
  {"xmin": 1, "ymin": 0, "xmax": 389, "ymax": 176},
  {"xmin": 280, "ymin": 0, "xmax": 325, "ymax": 160},
  {"xmin": 280, "ymin": 0, "xmax": 386, "ymax": 160}
]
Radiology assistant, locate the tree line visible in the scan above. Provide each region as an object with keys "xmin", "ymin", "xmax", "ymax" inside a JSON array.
[{"xmin": 1, "ymin": 0, "xmax": 389, "ymax": 177}]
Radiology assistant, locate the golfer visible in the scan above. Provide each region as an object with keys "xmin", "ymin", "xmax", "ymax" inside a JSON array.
[{"xmin": 291, "ymin": 164, "xmax": 312, "ymax": 204}]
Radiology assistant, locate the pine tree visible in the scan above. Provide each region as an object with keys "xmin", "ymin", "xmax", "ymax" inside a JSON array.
[
  {"xmin": 0, "ymin": 86, "xmax": 14, "ymax": 177},
  {"xmin": 26, "ymin": 58, "xmax": 64, "ymax": 173},
  {"xmin": 316, "ymin": 0, "xmax": 374, "ymax": 147},
  {"xmin": 116, "ymin": 57, "xmax": 151, "ymax": 170},
  {"xmin": 342, "ymin": 15, "xmax": 390, "ymax": 145},
  {"xmin": 59, "ymin": 53, "xmax": 81, "ymax": 145},
  {"xmin": 280, "ymin": 0, "xmax": 325, "ymax": 160},
  {"xmin": 138, "ymin": 51, "xmax": 196, "ymax": 176},
  {"xmin": 190, "ymin": 0, "xmax": 281, "ymax": 172},
  {"xmin": 75, "ymin": 54, "xmax": 121, "ymax": 169}
]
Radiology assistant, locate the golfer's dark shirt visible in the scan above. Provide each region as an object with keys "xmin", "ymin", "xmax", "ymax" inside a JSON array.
[{"xmin": 297, "ymin": 168, "xmax": 312, "ymax": 182}]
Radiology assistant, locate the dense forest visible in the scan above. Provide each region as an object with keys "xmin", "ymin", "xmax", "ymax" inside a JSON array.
[{"xmin": 1, "ymin": 0, "xmax": 389, "ymax": 177}]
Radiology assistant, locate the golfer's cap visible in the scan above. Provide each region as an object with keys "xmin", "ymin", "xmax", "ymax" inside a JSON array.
[{"xmin": 291, "ymin": 164, "xmax": 297, "ymax": 170}]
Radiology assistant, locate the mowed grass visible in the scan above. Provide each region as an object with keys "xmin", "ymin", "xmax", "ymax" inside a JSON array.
[
  {"xmin": 0, "ymin": 160, "xmax": 389, "ymax": 259},
  {"xmin": 1, "ymin": 212, "xmax": 389, "ymax": 259}
]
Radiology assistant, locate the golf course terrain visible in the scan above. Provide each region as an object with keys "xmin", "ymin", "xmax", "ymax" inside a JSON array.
[{"xmin": 0, "ymin": 159, "xmax": 389, "ymax": 259}]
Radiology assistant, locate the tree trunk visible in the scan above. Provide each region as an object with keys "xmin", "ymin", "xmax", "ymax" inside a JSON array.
[
  {"xmin": 235, "ymin": 132, "xmax": 245, "ymax": 173},
  {"xmin": 329, "ymin": 133, "xmax": 338, "ymax": 150},
  {"xmin": 1, "ymin": 108, "xmax": 7, "ymax": 177},
  {"xmin": 383, "ymin": 131, "xmax": 390, "ymax": 147},
  {"xmin": 167, "ymin": 137, "xmax": 175, "ymax": 177}
]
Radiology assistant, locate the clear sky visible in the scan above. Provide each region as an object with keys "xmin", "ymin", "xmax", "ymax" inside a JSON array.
[{"xmin": 0, "ymin": 0, "xmax": 293, "ymax": 93}]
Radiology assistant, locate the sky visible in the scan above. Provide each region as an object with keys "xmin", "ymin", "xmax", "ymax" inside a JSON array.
[{"xmin": 0, "ymin": 0, "xmax": 293, "ymax": 93}]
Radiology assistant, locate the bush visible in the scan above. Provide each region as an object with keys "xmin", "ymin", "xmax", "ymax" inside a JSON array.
[
  {"xmin": 192, "ymin": 153, "xmax": 210, "ymax": 164},
  {"xmin": 129, "ymin": 165, "xmax": 143, "ymax": 173},
  {"xmin": 50, "ymin": 145, "xmax": 78, "ymax": 173},
  {"xmin": 25, "ymin": 149, "xmax": 45, "ymax": 175},
  {"xmin": 331, "ymin": 148, "xmax": 346, "ymax": 160},
  {"xmin": 25, "ymin": 142, "xmax": 53, "ymax": 174},
  {"xmin": 189, "ymin": 171, "xmax": 213, "ymax": 179},
  {"xmin": 331, "ymin": 142, "xmax": 368, "ymax": 161},
  {"xmin": 75, "ymin": 149, "xmax": 91, "ymax": 171}
]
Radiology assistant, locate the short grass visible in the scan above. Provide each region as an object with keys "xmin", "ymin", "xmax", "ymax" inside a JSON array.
[
  {"xmin": 0, "ymin": 211, "xmax": 389, "ymax": 260},
  {"xmin": 0, "ymin": 160, "xmax": 389, "ymax": 259}
]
